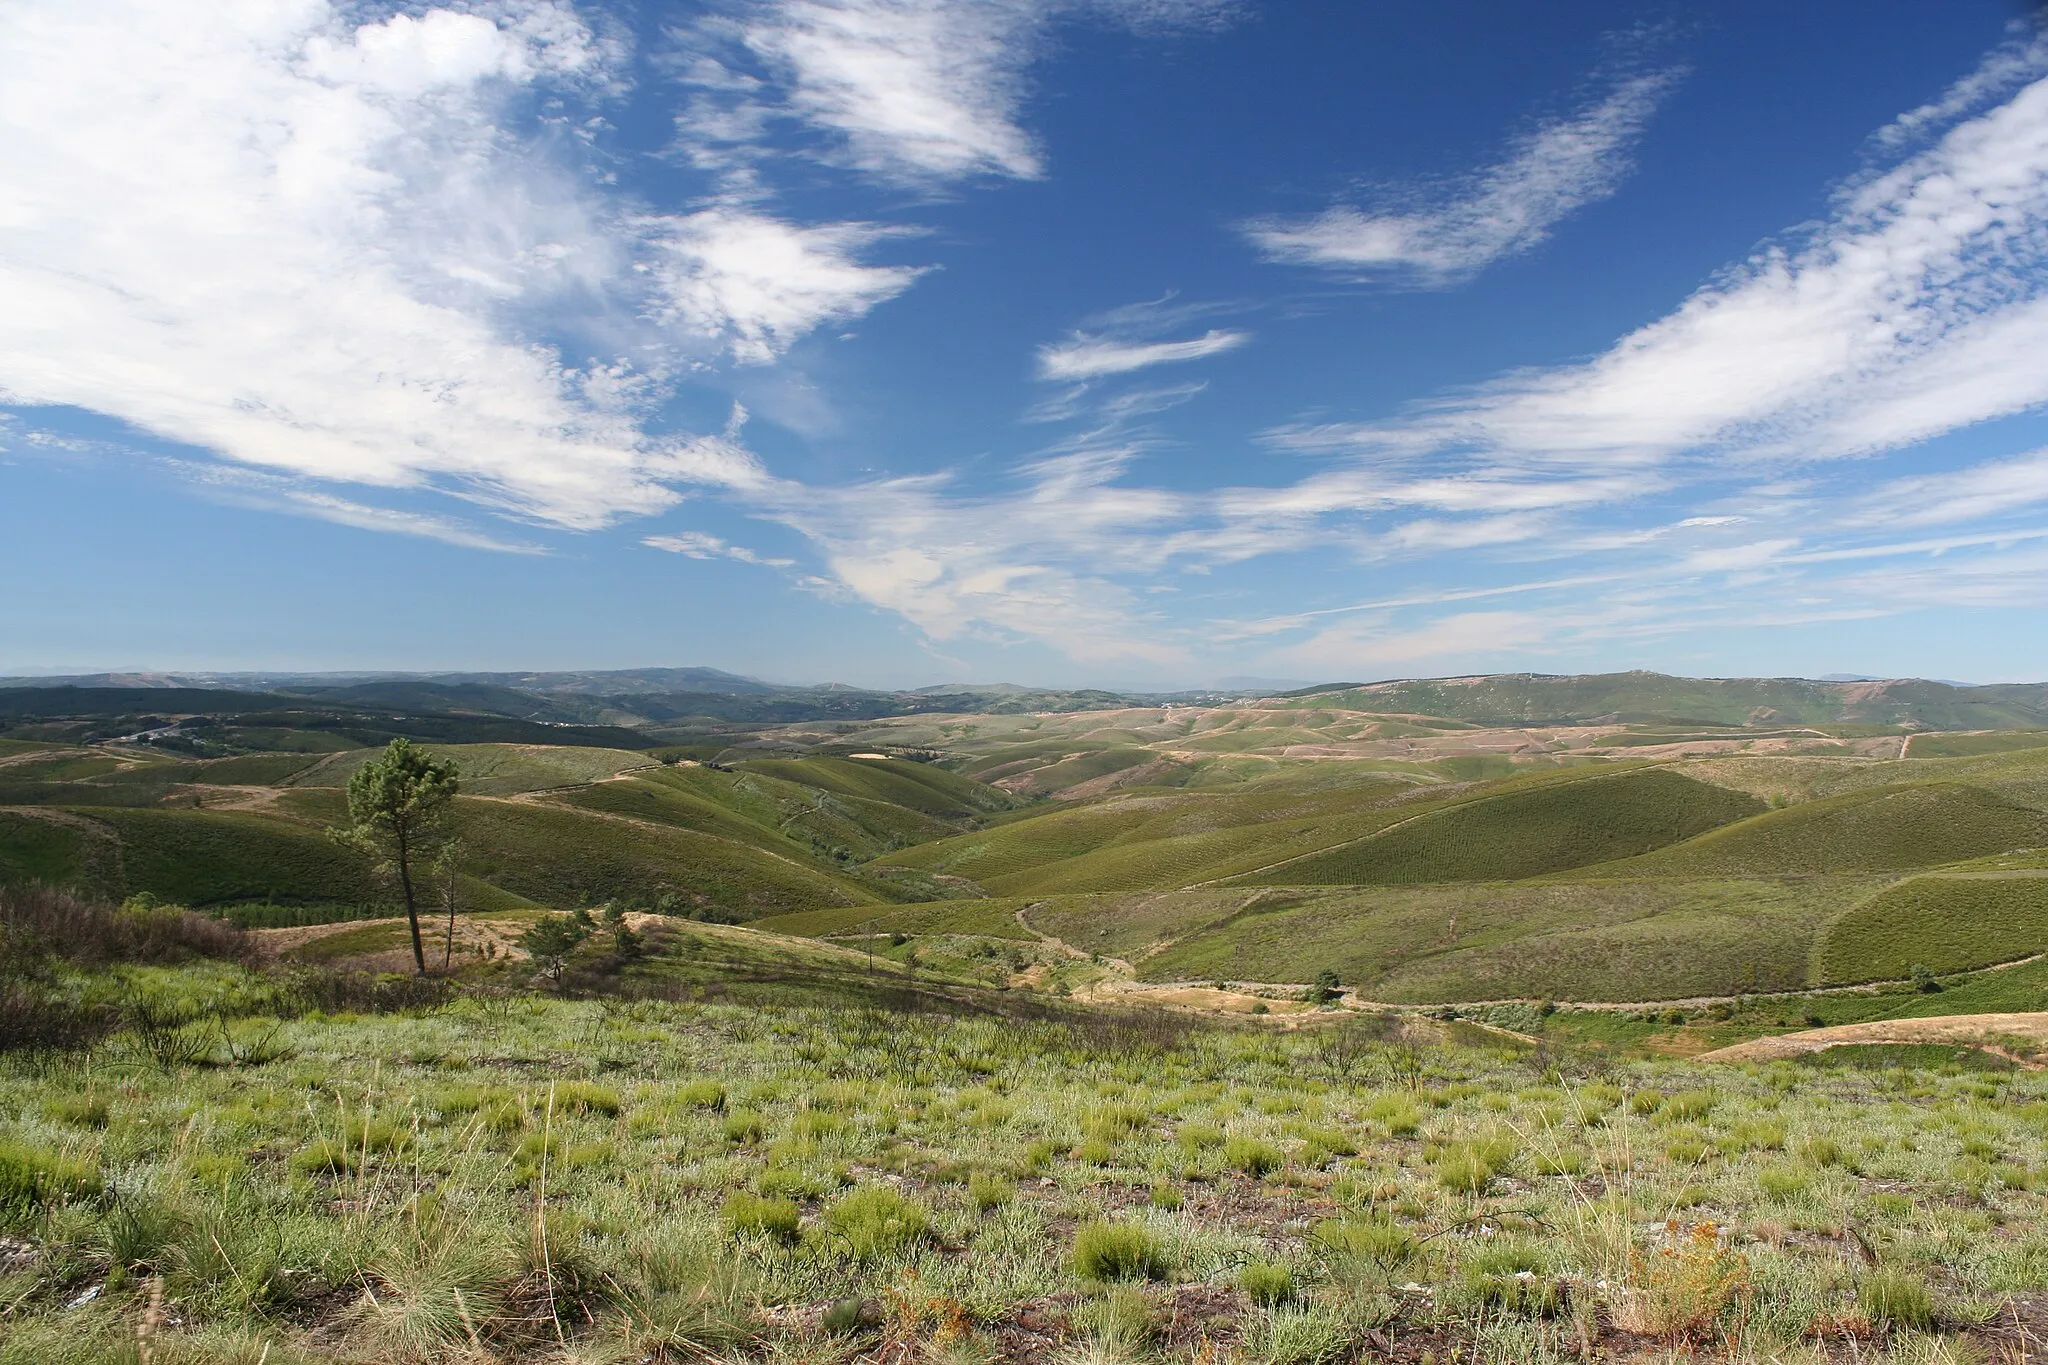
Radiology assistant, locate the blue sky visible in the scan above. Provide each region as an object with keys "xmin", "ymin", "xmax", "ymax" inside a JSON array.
[{"xmin": 6, "ymin": 0, "xmax": 2048, "ymax": 689}]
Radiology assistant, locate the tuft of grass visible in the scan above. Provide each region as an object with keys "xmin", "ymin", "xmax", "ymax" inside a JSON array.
[
  {"xmin": 1224, "ymin": 1135, "xmax": 1285, "ymax": 1177},
  {"xmin": 553, "ymin": 1081, "xmax": 621, "ymax": 1115},
  {"xmin": 1072, "ymin": 1221, "xmax": 1164, "ymax": 1283},
  {"xmin": 1860, "ymin": 1267, "xmax": 1937, "ymax": 1331},
  {"xmin": 676, "ymin": 1078, "xmax": 727, "ymax": 1110},
  {"xmin": 723, "ymin": 1192, "xmax": 801, "ymax": 1241},
  {"xmin": 967, "ymin": 1171, "xmax": 1014, "ymax": 1212},
  {"xmin": 1237, "ymin": 1259, "xmax": 1293, "ymax": 1306},
  {"xmin": 823, "ymin": 1186, "xmax": 928, "ymax": 1262},
  {"xmin": 1461, "ymin": 1238, "xmax": 1561, "ymax": 1316},
  {"xmin": 0, "ymin": 1139, "xmax": 100, "ymax": 1223}
]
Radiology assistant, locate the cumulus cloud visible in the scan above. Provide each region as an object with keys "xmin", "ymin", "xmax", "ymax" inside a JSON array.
[
  {"xmin": 0, "ymin": 0, "xmax": 916, "ymax": 534},
  {"xmin": 1246, "ymin": 70, "xmax": 1679, "ymax": 284},
  {"xmin": 1036, "ymin": 328, "xmax": 1249, "ymax": 380}
]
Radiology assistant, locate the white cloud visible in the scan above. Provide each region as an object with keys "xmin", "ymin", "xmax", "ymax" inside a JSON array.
[
  {"xmin": 1273, "ymin": 610, "xmax": 1555, "ymax": 674},
  {"xmin": 1036, "ymin": 328, "xmax": 1249, "ymax": 380},
  {"xmin": 0, "ymin": 0, "xmax": 917, "ymax": 534},
  {"xmin": 1297, "ymin": 66, "xmax": 2048, "ymax": 470},
  {"xmin": 1245, "ymin": 70, "xmax": 1679, "ymax": 284},
  {"xmin": 1853, "ymin": 447, "xmax": 2048, "ymax": 528},
  {"xmin": 1870, "ymin": 25, "xmax": 2048, "ymax": 151},
  {"xmin": 672, "ymin": 0, "xmax": 1233, "ymax": 185},
  {"xmin": 644, "ymin": 531, "xmax": 795, "ymax": 566},
  {"xmin": 645, "ymin": 208, "xmax": 925, "ymax": 365}
]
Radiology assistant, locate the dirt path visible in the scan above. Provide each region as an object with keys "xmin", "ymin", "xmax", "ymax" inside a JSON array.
[{"xmin": 1695, "ymin": 1012, "xmax": 2048, "ymax": 1065}]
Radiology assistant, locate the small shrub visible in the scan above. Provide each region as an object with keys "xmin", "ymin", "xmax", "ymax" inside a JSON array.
[
  {"xmin": 0, "ymin": 1139, "xmax": 100, "ymax": 1222},
  {"xmin": 723, "ymin": 1192, "xmax": 801, "ymax": 1241},
  {"xmin": 1073, "ymin": 1285, "xmax": 1157, "ymax": 1350},
  {"xmin": 824, "ymin": 1187, "xmax": 928, "ymax": 1261},
  {"xmin": 1075, "ymin": 1137, "xmax": 1116, "ymax": 1166},
  {"xmin": 1314, "ymin": 1216, "xmax": 1416, "ymax": 1274},
  {"xmin": 1860, "ymin": 1267, "xmax": 1936, "ymax": 1331},
  {"xmin": 722, "ymin": 1109, "xmax": 765, "ymax": 1145},
  {"xmin": 553, "ymin": 1081, "xmax": 621, "ymax": 1116},
  {"xmin": 1756, "ymin": 1165, "xmax": 1811, "ymax": 1201},
  {"xmin": 1177, "ymin": 1122, "xmax": 1224, "ymax": 1152},
  {"xmin": 968, "ymin": 1171, "xmax": 1014, "ymax": 1212},
  {"xmin": 1238, "ymin": 1260, "xmax": 1293, "ymax": 1305},
  {"xmin": 676, "ymin": 1079, "xmax": 727, "ymax": 1110},
  {"xmin": 1224, "ymin": 1135, "xmax": 1284, "ymax": 1177},
  {"xmin": 40, "ymin": 1095, "xmax": 109, "ymax": 1128},
  {"xmin": 1798, "ymin": 1135, "xmax": 1844, "ymax": 1168},
  {"xmin": 1364, "ymin": 1095, "xmax": 1421, "ymax": 1137},
  {"xmin": 1148, "ymin": 1181, "xmax": 1183, "ymax": 1210},
  {"xmin": 1462, "ymin": 1238, "xmax": 1561, "ymax": 1316},
  {"xmin": 1072, "ymin": 1221, "xmax": 1164, "ymax": 1282}
]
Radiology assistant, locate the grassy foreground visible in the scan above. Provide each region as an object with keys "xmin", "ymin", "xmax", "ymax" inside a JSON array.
[{"xmin": 4, "ymin": 955, "xmax": 2048, "ymax": 1364}]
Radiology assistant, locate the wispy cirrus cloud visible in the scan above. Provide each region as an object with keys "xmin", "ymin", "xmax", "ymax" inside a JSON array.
[
  {"xmin": 1269, "ymin": 61, "xmax": 2048, "ymax": 476},
  {"xmin": 1036, "ymin": 328, "xmax": 1250, "ymax": 380},
  {"xmin": 644, "ymin": 531, "xmax": 795, "ymax": 566},
  {"xmin": 1245, "ymin": 67, "xmax": 1680, "ymax": 285}
]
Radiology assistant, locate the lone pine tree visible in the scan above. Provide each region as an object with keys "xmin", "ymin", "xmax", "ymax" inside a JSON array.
[{"xmin": 337, "ymin": 738, "xmax": 460, "ymax": 974}]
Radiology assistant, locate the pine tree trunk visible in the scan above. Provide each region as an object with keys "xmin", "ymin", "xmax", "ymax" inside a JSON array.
[{"xmin": 396, "ymin": 829, "xmax": 426, "ymax": 975}]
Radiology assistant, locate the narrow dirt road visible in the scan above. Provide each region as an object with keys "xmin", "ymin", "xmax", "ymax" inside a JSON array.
[{"xmin": 1695, "ymin": 1012, "xmax": 2048, "ymax": 1065}]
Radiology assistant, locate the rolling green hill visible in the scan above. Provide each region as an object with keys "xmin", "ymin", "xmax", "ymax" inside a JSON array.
[
  {"xmin": 1275, "ymin": 671, "xmax": 2048, "ymax": 729},
  {"xmin": 1816, "ymin": 873, "xmax": 2048, "ymax": 983},
  {"xmin": 1231, "ymin": 767, "xmax": 1764, "ymax": 887},
  {"xmin": 1584, "ymin": 781, "xmax": 2048, "ymax": 879}
]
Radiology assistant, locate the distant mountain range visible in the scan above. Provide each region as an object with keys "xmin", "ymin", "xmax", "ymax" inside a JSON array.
[{"xmin": 3, "ymin": 667, "xmax": 2046, "ymax": 732}]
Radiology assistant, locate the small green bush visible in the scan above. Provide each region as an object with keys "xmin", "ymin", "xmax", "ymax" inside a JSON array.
[
  {"xmin": 1073, "ymin": 1285, "xmax": 1157, "ymax": 1349},
  {"xmin": 553, "ymin": 1081, "xmax": 621, "ymax": 1116},
  {"xmin": 40, "ymin": 1096, "xmax": 109, "ymax": 1129},
  {"xmin": 1314, "ymin": 1216, "xmax": 1416, "ymax": 1272},
  {"xmin": 0, "ymin": 1139, "xmax": 100, "ymax": 1222},
  {"xmin": 968, "ymin": 1171, "xmax": 1014, "ymax": 1211},
  {"xmin": 1462, "ymin": 1238, "xmax": 1560, "ymax": 1315},
  {"xmin": 1237, "ymin": 1260, "xmax": 1293, "ymax": 1306},
  {"xmin": 1148, "ymin": 1181, "xmax": 1183, "ymax": 1210},
  {"xmin": 723, "ymin": 1192, "xmax": 801, "ymax": 1241},
  {"xmin": 1072, "ymin": 1221, "xmax": 1164, "ymax": 1282},
  {"xmin": 1224, "ymin": 1136, "xmax": 1284, "ymax": 1177},
  {"xmin": 676, "ymin": 1079, "xmax": 727, "ymax": 1110},
  {"xmin": 722, "ymin": 1109, "xmax": 765, "ymax": 1145},
  {"xmin": 1756, "ymin": 1165, "xmax": 1811, "ymax": 1201},
  {"xmin": 1177, "ymin": 1122, "xmax": 1224, "ymax": 1152},
  {"xmin": 824, "ymin": 1187, "xmax": 928, "ymax": 1261},
  {"xmin": 1860, "ymin": 1267, "xmax": 1936, "ymax": 1331}
]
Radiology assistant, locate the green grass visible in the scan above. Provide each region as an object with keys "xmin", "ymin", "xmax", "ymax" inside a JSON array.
[
  {"xmin": 1588, "ymin": 780, "xmax": 2048, "ymax": 879},
  {"xmin": 78, "ymin": 806, "xmax": 386, "ymax": 908},
  {"xmin": 1124, "ymin": 879, "xmax": 1873, "ymax": 1002},
  {"xmin": 754, "ymin": 899, "xmax": 1039, "ymax": 940},
  {"xmin": 0, "ymin": 810, "xmax": 98, "ymax": 889},
  {"xmin": 292, "ymin": 743, "xmax": 654, "ymax": 796},
  {"xmin": 1817, "ymin": 874, "xmax": 2048, "ymax": 983},
  {"xmin": 736, "ymin": 756, "xmax": 1016, "ymax": 820},
  {"xmin": 449, "ymin": 798, "xmax": 883, "ymax": 916},
  {"xmin": 1232, "ymin": 767, "xmax": 1763, "ymax": 886},
  {"xmin": 0, "ymin": 951, "xmax": 2040, "ymax": 1362}
]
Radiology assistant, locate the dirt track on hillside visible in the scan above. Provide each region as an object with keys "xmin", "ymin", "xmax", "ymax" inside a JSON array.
[{"xmin": 1695, "ymin": 1012, "xmax": 2048, "ymax": 1066}]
